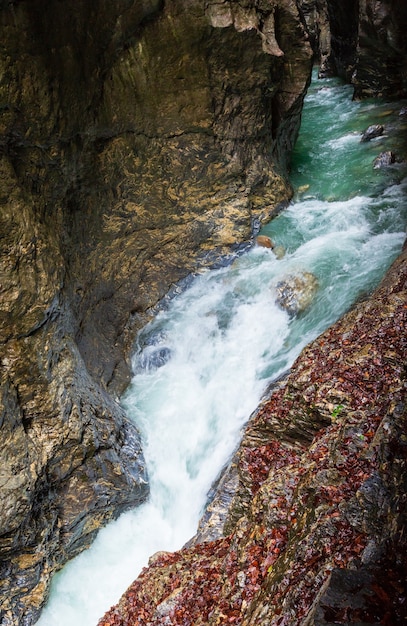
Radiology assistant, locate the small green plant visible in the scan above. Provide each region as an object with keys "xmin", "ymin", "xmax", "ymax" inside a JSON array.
[{"xmin": 331, "ymin": 404, "xmax": 344, "ymax": 420}]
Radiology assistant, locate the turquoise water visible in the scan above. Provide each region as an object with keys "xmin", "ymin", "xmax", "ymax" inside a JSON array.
[
  {"xmin": 37, "ymin": 72, "xmax": 406, "ymax": 626},
  {"xmin": 284, "ymin": 71, "xmax": 407, "ymax": 201}
]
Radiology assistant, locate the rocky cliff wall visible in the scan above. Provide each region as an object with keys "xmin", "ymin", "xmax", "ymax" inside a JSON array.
[
  {"xmin": 353, "ymin": 0, "xmax": 407, "ymax": 98},
  {"xmin": 297, "ymin": 0, "xmax": 407, "ymax": 97},
  {"xmin": 0, "ymin": 1, "xmax": 312, "ymax": 622},
  {"xmin": 96, "ymin": 2, "xmax": 407, "ymax": 624}
]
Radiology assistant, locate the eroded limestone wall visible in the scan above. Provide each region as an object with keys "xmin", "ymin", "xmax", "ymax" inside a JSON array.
[
  {"xmin": 0, "ymin": 1, "xmax": 312, "ymax": 622},
  {"xmin": 297, "ymin": 0, "xmax": 407, "ymax": 96}
]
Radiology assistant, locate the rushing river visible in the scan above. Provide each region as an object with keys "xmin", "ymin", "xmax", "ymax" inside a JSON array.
[{"xmin": 37, "ymin": 71, "xmax": 407, "ymax": 625}]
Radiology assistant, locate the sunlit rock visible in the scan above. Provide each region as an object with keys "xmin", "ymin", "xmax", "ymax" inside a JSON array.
[
  {"xmin": 256, "ymin": 235, "xmax": 274, "ymax": 249},
  {"xmin": 274, "ymin": 271, "xmax": 319, "ymax": 315},
  {"xmin": 360, "ymin": 124, "xmax": 384, "ymax": 142}
]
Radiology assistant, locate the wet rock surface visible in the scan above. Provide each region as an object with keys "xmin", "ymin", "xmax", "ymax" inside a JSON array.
[
  {"xmin": 274, "ymin": 271, "xmax": 319, "ymax": 315},
  {"xmin": 2, "ymin": 0, "xmax": 407, "ymax": 623},
  {"xmin": 353, "ymin": 0, "xmax": 407, "ymax": 99},
  {"xmin": 373, "ymin": 150, "xmax": 397, "ymax": 169},
  {"xmin": 360, "ymin": 124, "xmax": 384, "ymax": 143},
  {"xmin": 296, "ymin": 0, "xmax": 338, "ymax": 78},
  {"xmin": 0, "ymin": 0, "xmax": 312, "ymax": 621},
  {"xmin": 256, "ymin": 235, "xmax": 275, "ymax": 250},
  {"xmin": 297, "ymin": 0, "xmax": 407, "ymax": 98},
  {"xmin": 99, "ymin": 246, "xmax": 407, "ymax": 626}
]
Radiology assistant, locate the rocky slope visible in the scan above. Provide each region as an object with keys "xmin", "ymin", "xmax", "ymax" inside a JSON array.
[
  {"xmin": 0, "ymin": 0, "xmax": 313, "ymax": 623},
  {"xmin": 99, "ymin": 241, "xmax": 407, "ymax": 626}
]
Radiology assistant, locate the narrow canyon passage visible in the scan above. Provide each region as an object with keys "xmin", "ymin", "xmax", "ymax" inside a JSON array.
[{"xmin": 37, "ymin": 71, "xmax": 407, "ymax": 626}]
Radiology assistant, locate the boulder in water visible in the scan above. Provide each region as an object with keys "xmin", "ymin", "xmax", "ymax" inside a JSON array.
[
  {"xmin": 373, "ymin": 151, "xmax": 396, "ymax": 169},
  {"xmin": 297, "ymin": 184, "xmax": 310, "ymax": 194},
  {"xmin": 360, "ymin": 124, "xmax": 384, "ymax": 142},
  {"xmin": 274, "ymin": 271, "xmax": 318, "ymax": 315},
  {"xmin": 256, "ymin": 235, "xmax": 274, "ymax": 249},
  {"xmin": 256, "ymin": 236, "xmax": 286, "ymax": 259}
]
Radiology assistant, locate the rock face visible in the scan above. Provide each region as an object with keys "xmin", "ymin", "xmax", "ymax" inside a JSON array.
[
  {"xmin": 2, "ymin": 0, "xmax": 406, "ymax": 623},
  {"xmin": 297, "ymin": 0, "xmax": 407, "ymax": 97},
  {"xmin": 99, "ymin": 245, "xmax": 407, "ymax": 626},
  {"xmin": 0, "ymin": 0, "xmax": 313, "ymax": 622},
  {"xmin": 297, "ymin": 0, "xmax": 359, "ymax": 79},
  {"xmin": 296, "ymin": 0, "xmax": 337, "ymax": 78},
  {"xmin": 353, "ymin": 0, "xmax": 407, "ymax": 98}
]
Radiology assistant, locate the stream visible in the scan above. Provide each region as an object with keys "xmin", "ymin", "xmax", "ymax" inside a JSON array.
[{"xmin": 37, "ymin": 70, "xmax": 407, "ymax": 625}]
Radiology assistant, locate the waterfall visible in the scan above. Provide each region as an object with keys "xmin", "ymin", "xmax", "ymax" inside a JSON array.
[{"xmin": 37, "ymin": 71, "xmax": 407, "ymax": 626}]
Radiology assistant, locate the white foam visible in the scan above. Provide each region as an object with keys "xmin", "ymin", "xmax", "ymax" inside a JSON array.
[{"xmin": 326, "ymin": 132, "xmax": 360, "ymax": 150}]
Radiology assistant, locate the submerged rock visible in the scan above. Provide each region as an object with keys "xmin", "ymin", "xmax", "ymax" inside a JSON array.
[
  {"xmin": 360, "ymin": 124, "xmax": 384, "ymax": 142},
  {"xmin": 297, "ymin": 183, "xmax": 310, "ymax": 194},
  {"xmin": 138, "ymin": 346, "xmax": 172, "ymax": 371},
  {"xmin": 273, "ymin": 244, "xmax": 286, "ymax": 259},
  {"xmin": 274, "ymin": 271, "xmax": 319, "ymax": 315}
]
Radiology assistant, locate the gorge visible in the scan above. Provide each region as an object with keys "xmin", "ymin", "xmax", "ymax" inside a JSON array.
[
  {"xmin": 41, "ymin": 70, "xmax": 407, "ymax": 625},
  {"xmin": 0, "ymin": 1, "xmax": 406, "ymax": 625}
]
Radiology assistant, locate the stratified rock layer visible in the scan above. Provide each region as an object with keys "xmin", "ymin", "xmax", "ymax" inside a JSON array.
[
  {"xmin": 99, "ymin": 246, "xmax": 407, "ymax": 625},
  {"xmin": 0, "ymin": 0, "xmax": 312, "ymax": 622}
]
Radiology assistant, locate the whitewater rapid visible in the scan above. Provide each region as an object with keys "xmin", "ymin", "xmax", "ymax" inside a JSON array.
[{"xmin": 37, "ymin": 72, "xmax": 407, "ymax": 626}]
